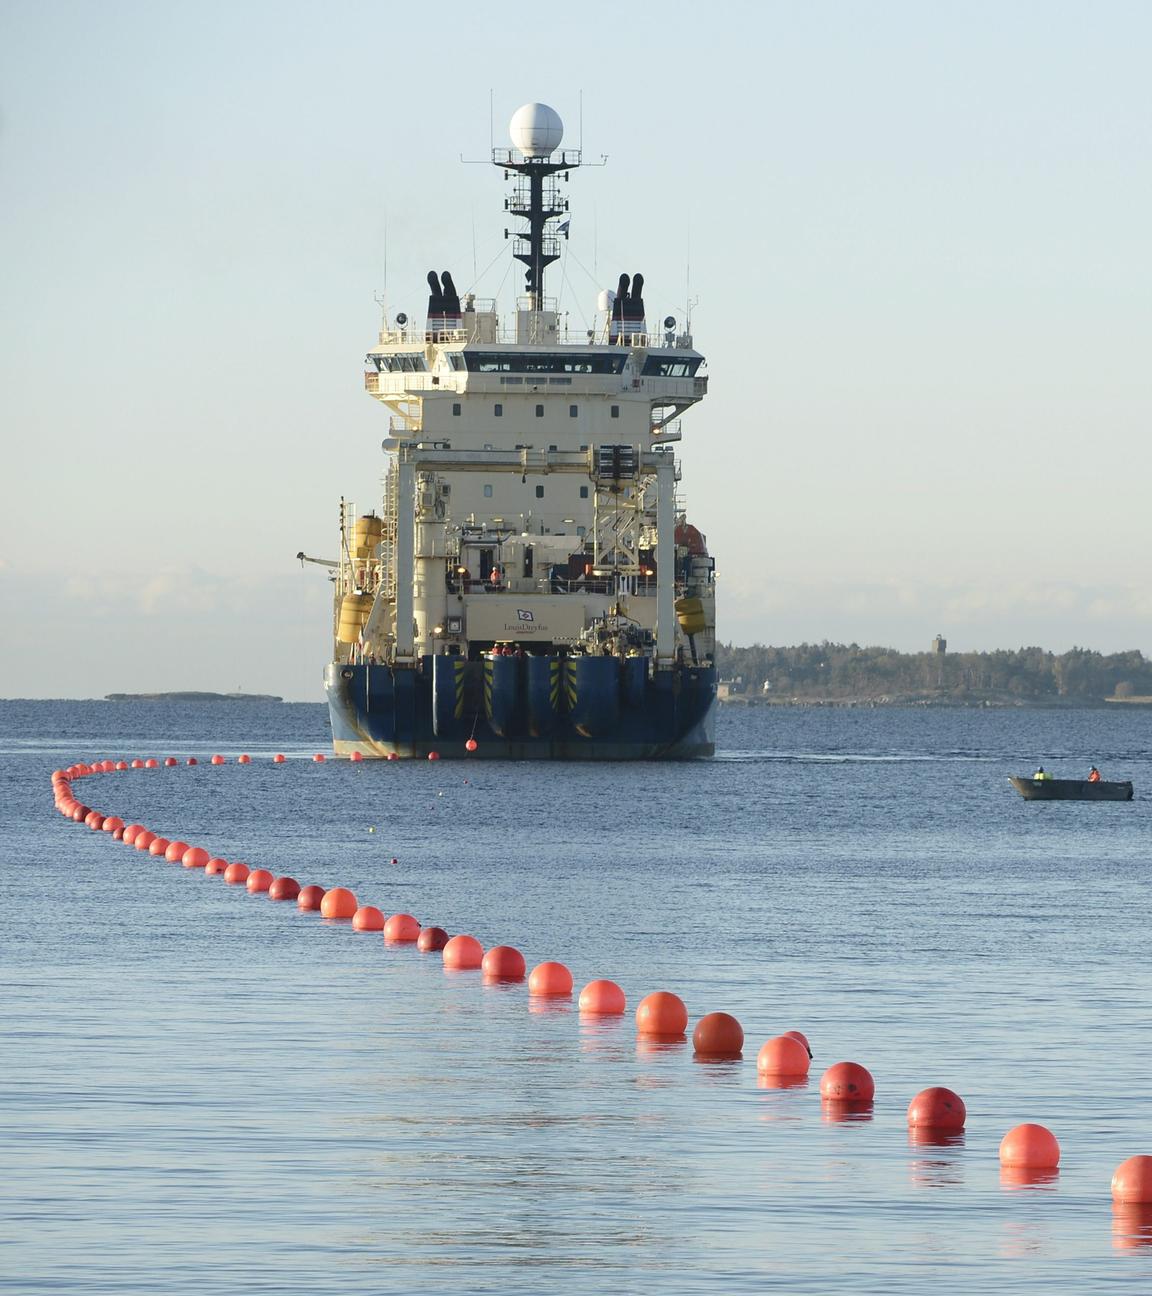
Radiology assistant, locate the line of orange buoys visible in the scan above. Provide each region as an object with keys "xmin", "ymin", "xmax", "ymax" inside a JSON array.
[{"xmin": 47, "ymin": 756, "xmax": 1152, "ymax": 1229}]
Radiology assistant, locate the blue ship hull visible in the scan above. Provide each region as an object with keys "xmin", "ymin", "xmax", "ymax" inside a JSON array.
[{"xmin": 324, "ymin": 656, "xmax": 716, "ymax": 759}]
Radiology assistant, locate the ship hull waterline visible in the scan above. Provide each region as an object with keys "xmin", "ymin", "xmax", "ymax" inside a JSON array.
[{"xmin": 325, "ymin": 660, "xmax": 717, "ymax": 760}]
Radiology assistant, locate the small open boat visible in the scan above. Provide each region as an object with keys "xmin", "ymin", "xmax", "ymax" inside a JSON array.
[{"xmin": 1009, "ymin": 776, "xmax": 1134, "ymax": 802}]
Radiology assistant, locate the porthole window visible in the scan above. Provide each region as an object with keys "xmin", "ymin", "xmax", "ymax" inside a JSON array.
[
  {"xmin": 579, "ymin": 486, "xmax": 589, "ymax": 499},
  {"xmin": 452, "ymin": 403, "xmax": 461, "ymax": 416},
  {"xmin": 569, "ymin": 404, "xmax": 578, "ymax": 417},
  {"xmin": 535, "ymin": 404, "xmax": 544, "ymax": 417},
  {"xmin": 494, "ymin": 403, "xmax": 503, "ymax": 417},
  {"xmin": 610, "ymin": 405, "xmax": 620, "ymax": 419},
  {"xmin": 535, "ymin": 485, "xmax": 544, "ymax": 498},
  {"xmin": 483, "ymin": 484, "xmax": 493, "ymax": 498}
]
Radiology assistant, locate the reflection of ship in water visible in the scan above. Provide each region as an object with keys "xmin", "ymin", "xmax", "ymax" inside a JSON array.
[{"xmin": 305, "ymin": 102, "xmax": 716, "ymax": 758}]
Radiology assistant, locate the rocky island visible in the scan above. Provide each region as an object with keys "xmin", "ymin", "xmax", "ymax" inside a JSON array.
[{"xmin": 105, "ymin": 692, "xmax": 282, "ymax": 703}]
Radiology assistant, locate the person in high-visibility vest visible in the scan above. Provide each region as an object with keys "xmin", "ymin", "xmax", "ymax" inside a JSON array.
[{"xmin": 1088, "ymin": 766, "xmax": 1101, "ymax": 783}]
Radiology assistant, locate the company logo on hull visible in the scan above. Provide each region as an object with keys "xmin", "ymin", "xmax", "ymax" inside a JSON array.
[{"xmin": 516, "ymin": 609, "xmax": 534, "ymax": 622}]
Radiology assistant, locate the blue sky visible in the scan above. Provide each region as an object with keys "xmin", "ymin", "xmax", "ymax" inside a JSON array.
[{"xmin": 2, "ymin": 0, "xmax": 1149, "ymax": 698}]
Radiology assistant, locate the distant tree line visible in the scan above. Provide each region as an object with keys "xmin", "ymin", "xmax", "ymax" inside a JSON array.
[{"xmin": 714, "ymin": 642, "xmax": 1152, "ymax": 703}]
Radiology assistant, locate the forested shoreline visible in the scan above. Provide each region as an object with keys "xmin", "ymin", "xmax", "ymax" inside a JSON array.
[{"xmin": 714, "ymin": 643, "xmax": 1152, "ymax": 705}]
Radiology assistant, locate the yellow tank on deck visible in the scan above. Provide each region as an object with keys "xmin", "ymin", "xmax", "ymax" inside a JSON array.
[
  {"xmin": 675, "ymin": 596, "xmax": 707, "ymax": 636},
  {"xmin": 337, "ymin": 593, "xmax": 373, "ymax": 644}
]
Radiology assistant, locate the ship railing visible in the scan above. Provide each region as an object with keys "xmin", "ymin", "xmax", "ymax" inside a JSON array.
[{"xmin": 376, "ymin": 319, "xmax": 693, "ymax": 349}]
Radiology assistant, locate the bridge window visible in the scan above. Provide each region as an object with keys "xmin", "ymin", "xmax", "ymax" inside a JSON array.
[
  {"xmin": 640, "ymin": 356, "xmax": 702, "ymax": 377},
  {"xmin": 371, "ymin": 352, "xmax": 429, "ymax": 373},
  {"xmin": 463, "ymin": 352, "xmax": 628, "ymax": 374}
]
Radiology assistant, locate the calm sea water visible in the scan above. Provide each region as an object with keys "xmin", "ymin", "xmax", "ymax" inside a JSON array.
[{"xmin": 3, "ymin": 699, "xmax": 1152, "ymax": 1294}]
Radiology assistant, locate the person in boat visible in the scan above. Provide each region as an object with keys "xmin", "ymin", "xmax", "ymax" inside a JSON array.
[
  {"xmin": 1033, "ymin": 766, "xmax": 1053, "ymax": 781},
  {"xmin": 1088, "ymin": 766, "xmax": 1101, "ymax": 783}
]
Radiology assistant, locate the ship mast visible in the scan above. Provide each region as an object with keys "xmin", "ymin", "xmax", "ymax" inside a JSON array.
[{"xmin": 494, "ymin": 104, "xmax": 582, "ymax": 310}]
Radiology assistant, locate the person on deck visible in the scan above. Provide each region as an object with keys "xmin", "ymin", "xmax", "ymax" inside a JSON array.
[
  {"xmin": 1088, "ymin": 766, "xmax": 1101, "ymax": 783},
  {"xmin": 1033, "ymin": 766, "xmax": 1053, "ymax": 781}
]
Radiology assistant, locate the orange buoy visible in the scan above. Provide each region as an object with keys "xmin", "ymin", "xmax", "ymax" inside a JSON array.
[
  {"xmin": 237, "ymin": 754, "xmax": 251, "ymax": 764},
  {"xmin": 246, "ymin": 868, "xmax": 274, "ymax": 893},
  {"xmin": 465, "ymin": 739, "xmax": 478, "ymax": 752},
  {"xmin": 427, "ymin": 751, "xmax": 440, "ymax": 761},
  {"xmin": 483, "ymin": 945, "xmax": 526, "ymax": 981},
  {"xmin": 417, "ymin": 926, "xmax": 449, "ymax": 951},
  {"xmin": 115, "ymin": 761, "xmax": 128, "ymax": 771},
  {"xmin": 70, "ymin": 806, "xmax": 88, "ymax": 822},
  {"xmin": 783, "ymin": 1029, "xmax": 813, "ymax": 1057},
  {"xmin": 273, "ymin": 753, "xmax": 286, "ymax": 763},
  {"xmin": 131, "ymin": 759, "xmax": 144, "ymax": 769},
  {"xmin": 635, "ymin": 991, "xmax": 689, "ymax": 1037},
  {"xmin": 442, "ymin": 934, "xmax": 484, "ymax": 969},
  {"xmin": 187, "ymin": 757, "xmax": 198, "ymax": 766},
  {"xmin": 101, "ymin": 816, "xmax": 125, "ymax": 833},
  {"xmin": 320, "ymin": 886, "xmax": 357, "ymax": 919},
  {"xmin": 181, "ymin": 846, "xmax": 210, "ymax": 869},
  {"xmin": 223, "ymin": 861, "xmax": 250, "ymax": 885},
  {"xmin": 112, "ymin": 827, "xmax": 125, "ymax": 840},
  {"xmin": 390, "ymin": 857, "xmax": 399, "ymax": 865},
  {"xmin": 85, "ymin": 812, "xmax": 104, "ymax": 830},
  {"xmin": 907, "ymin": 1087, "xmax": 966, "ymax": 1131},
  {"xmin": 384, "ymin": 912, "xmax": 421, "ymax": 942},
  {"xmin": 1000, "ymin": 1123, "xmax": 1060, "ymax": 1169},
  {"xmin": 529, "ymin": 961, "xmax": 573, "ymax": 996},
  {"xmin": 134, "ymin": 831, "xmax": 156, "ymax": 851},
  {"xmin": 268, "ymin": 876, "xmax": 301, "ymax": 901},
  {"xmin": 210, "ymin": 754, "xmax": 225, "ymax": 765},
  {"xmin": 205, "ymin": 857, "xmax": 229, "ymax": 875},
  {"xmin": 313, "ymin": 753, "xmax": 326, "ymax": 763},
  {"xmin": 122, "ymin": 824, "xmax": 145, "ymax": 845},
  {"xmin": 350, "ymin": 751, "xmax": 363, "ymax": 762},
  {"xmin": 693, "ymin": 1011, "xmax": 744, "ymax": 1058},
  {"xmin": 386, "ymin": 752, "xmax": 398, "ymax": 761},
  {"xmin": 1113, "ymin": 1156, "xmax": 1152, "ymax": 1203},
  {"xmin": 757, "ymin": 1035, "xmax": 811, "ymax": 1077},
  {"xmin": 164, "ymin": 840, "xmax": 190, "ymax": 863},
  {"xmin": 100, "ymin": 760, "xmax": 115, "ymax": 772},
  {"xmin": 352, "ymin": 905, "xmax": 385, "ymax": 931},
  {"xmin": 164, "ymin": 757, "xmax": 178, "ymax": 767},
  {"xmin": 578, "ymin": 979, "xmax": 627, "ymax": 1015},
  {"xmin": 144, "ymin": 758, "xmax": 159, "ymax": 768},
  {"xmin": 820, "ymin": 1061, "xmax": 875, "ymax": 1102},
  {"xmin": 297, "ymin": 884, "xmax": 325, "ymax": 910},
  {"xmin": 148, "ymin": 837, "xmax": 171, "ymax": 856}
]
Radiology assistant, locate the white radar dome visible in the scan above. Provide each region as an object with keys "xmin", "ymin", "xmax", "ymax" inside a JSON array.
[{"xmin": 510, "ymin": 103, "xmax": 564, "ymax": 158}]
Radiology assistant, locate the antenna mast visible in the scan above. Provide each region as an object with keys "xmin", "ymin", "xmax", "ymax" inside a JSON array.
[{"xmin": 493, "ymin": 104, "xmax": 580, "ymax": 310}]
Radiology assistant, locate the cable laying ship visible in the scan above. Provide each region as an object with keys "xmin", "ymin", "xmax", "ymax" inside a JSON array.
[{"xmin": 308, "ymin": 103, "xmax": 716, "ymax": 759}]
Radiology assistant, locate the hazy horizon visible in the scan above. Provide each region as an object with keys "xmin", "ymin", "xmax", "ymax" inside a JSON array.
[{"xmin": 3, "ymin": 1, "xmax": 1149, "ymax": 701}]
